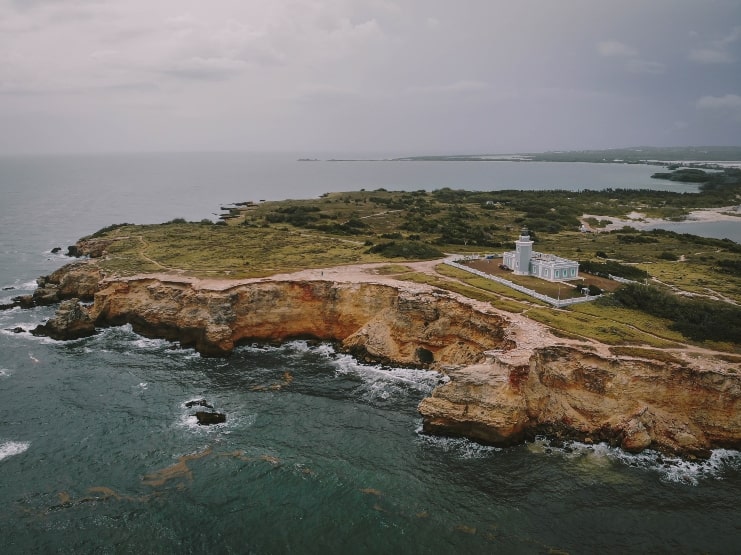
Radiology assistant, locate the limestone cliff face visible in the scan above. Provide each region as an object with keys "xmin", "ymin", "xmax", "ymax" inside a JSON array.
[
  {"xmin": 419, "ymin": 346, "xmax": 740, "ymax": 458},
  {"xmin": 28, "ymin": 262, "xmax": 741, "ymax": 458},
  {"xmin": 90, "ymin": 278, "xmax": 512, "ymax": 365}
]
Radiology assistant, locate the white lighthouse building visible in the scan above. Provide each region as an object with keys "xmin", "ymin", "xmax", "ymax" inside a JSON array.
[{"xmin": 502, "ymin": 228, "xmax": 579, "ymax": 282}]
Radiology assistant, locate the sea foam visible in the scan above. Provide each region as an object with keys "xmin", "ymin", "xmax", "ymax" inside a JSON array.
[
  {"xmin": 416, "ymin": 430, "xmax": 502, "ymax": 459},
  {"xmin": 530, "ymin": 437, "xmax": 741, "ymax": 485},
  {"xmin": 0, "ymin": 441, "xmax": 30, "ymax": 462}
]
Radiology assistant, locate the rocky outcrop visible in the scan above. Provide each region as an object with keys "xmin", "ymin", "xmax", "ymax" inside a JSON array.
[
  {"xmin": 195, "ymin": 412, "xmax": 226, "ymax": 425},
  {"xmin": 24, "ymin": 261, "xmax": 741, "ymax": 458},
  {"xmin": 1, "ymin": 263, "xmax": 103, "ymax": 311},
  {"xmin": 67, "ymin": 238, "xmax": 115, "ymax": 259},
  {"xmin": 31, "ymin": 299, "xmax": 97, "ymax": 340},
  {"xmin": 419, "ymin": 346, "xmax": 740, "ymax": 458}
]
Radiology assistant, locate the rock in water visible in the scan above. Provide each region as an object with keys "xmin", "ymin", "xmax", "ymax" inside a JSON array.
[
  {"xmin": 32, "ymin": 299, "xmax": 97, "ymax": 340},
  {"xmin": 195, "ymin": 412, "xmax": 226, "ymax": 425}
]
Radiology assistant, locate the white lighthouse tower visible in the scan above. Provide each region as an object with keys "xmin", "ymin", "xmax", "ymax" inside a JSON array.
[{"xmin": 513, "ymin": 227, "xmax": 533, "ymax": 275}]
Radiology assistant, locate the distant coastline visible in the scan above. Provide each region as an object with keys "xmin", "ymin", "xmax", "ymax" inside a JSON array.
[{"xmin": 310, "ymin": 145, "xmax": 741, "ymax": 167}]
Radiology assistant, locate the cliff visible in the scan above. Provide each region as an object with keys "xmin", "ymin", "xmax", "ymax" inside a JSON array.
[
  {"xmin": 21, "ymin": 261, "xmax": 741, "ymax": 458},
  {"xmin": 419, "ymin": 347, "xmax": 739, "ymax": 458},
  {"xmin": 89, "ymin": 276, "xmax": 512, "ymax": 364}
]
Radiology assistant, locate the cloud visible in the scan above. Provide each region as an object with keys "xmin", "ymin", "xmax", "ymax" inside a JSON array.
[
  {"xmin": 625, "ymin": 59, "xmax": 666, "ymax": 75},
  {"xmin": 160, "ymin": 57, "xmax": 248, "ymax": 81},
  {"xmin": 689, "ymin": 25, "xmax": 740, "ymax": 64},
  {"xmin": 1, "ymin": 1, "xmax": 740, "ymax": 153},
  {"xmin": 696, "ymin": 94, "xmax": 741, "ymax": 121},
  {"xmin": 597, "ymin": 40, "xmax": 637, "ymax": 57},
  {"xmin": 697, "ymin": 94, "xmax": 741, "ymax": 109},
  {"xmin": 597, "ymin": 39, "xmax": 664, "ymax": 75},
  {"xmin": 425, "ymin": 17, "xmax": 440, "ymax": 31},
  {"xmin": 406, "ymin": 80, "xmax": 489, "ymax": 95},
  {"xmin": 689, "ymin": 48, "xmax": 733, "ymax": 64},
  {"xmin": 293, "ymin": 83, "xmax": 363, "ymax": 103}
]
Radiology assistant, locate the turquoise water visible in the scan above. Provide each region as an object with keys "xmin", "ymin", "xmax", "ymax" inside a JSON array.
[{"xmin": 1, "ymin": 153, "xmax": 739, "ymax": 554}]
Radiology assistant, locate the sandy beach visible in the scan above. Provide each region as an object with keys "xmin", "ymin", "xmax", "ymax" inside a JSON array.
[{"xmin": 581, "ymin": 205, "xmax": 741, "ymax": 232}]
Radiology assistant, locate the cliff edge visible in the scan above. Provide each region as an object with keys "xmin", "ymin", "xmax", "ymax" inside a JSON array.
[{"xmin": 22, "ymin": 259, "xmax": 741, "ymax": 459}]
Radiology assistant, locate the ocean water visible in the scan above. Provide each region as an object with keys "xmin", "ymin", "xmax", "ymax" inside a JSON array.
[{"xmin": 1, "ymin": 152, "xmax": 739, "ymax": 554}]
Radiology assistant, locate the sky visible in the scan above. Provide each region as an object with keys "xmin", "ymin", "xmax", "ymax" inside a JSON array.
[{"xmin": 1, "ymin": 0, "xmax": 740, "ymax": 155}]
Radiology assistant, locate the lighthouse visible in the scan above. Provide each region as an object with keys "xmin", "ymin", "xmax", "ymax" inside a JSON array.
[{"xmin": 513, "ymin": 227, "xmax": 533, "ymax": 275}]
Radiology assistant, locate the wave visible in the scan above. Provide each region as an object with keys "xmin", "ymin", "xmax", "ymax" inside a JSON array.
[
  {"xmin": 0, "ymin": 441, "xmax": 30, "ymax": 462},
  {"xmin": 0, "ymin": 279, "xmax": 38, "ymax": 292},
  {"xmin": 332, "ymin": 354, "xmax": 444, "ymax": 392},
  {"xmin": 83, "ymin": 324, "xmax": 197, "ymax": 356},
  {"xmin": 0, "ymin": 368, "xmax": 11, "ymax": 378},
  {"xmin": 238, "ymin": 340, "xmax": 445, "ymax": 404},
  {"xmin": 416, "ymin": 429, "xmax": 502, "ymax": 459},
  {"xmin": 0, "ymin": 325, "xmax": 59, "ymax": 345},
  {"xmin": 529, "ymin": 437, "xmax": 741, "ymax": 485},
  {"xmin": 238, "ymin": 340, "xmax": 338, "ymax": 360}
]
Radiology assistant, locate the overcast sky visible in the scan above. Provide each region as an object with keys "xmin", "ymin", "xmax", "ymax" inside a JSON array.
[{"xmin": 1, "ymin": 0, "xmax": 740, "ymax": 154}]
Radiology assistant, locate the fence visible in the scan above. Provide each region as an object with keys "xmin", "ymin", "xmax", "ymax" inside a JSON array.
[{"xmin": 444, "ymin": 257, "xmax": 602, "ymax": 308}]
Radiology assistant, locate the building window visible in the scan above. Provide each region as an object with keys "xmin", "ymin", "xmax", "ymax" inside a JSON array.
[{"xmin": 555, "ymin": 270, "xmax": 560, "ymax": 278}]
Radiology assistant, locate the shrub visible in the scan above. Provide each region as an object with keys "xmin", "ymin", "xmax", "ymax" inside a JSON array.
[
  {"xmin": 366, "ymin": 241, "xmax": 443, "ymax": 259},
  {"xmin": 579, "ymin": 260, "xmax": 649, "ymax": 281}
]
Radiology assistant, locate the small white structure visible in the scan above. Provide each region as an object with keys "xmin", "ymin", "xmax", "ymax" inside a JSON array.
[{"xmin": 502, "ymin": 228, "xmax": 579, "ymax": 282}]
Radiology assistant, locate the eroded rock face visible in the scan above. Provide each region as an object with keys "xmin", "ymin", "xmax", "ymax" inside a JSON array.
[
  {"xmin": 27, "ymin": 264, "xmax": 103, "ymax": 307},
  {"xmin": 31, "ymin": 299, "xmax": 96, "ymax": 340},
  {"xmin": 90, "ymin": 279, "xmax": 512, "ymax": 364},
  {"xmin": 418, "ymin": 346, "xmax": 741, "ymax": 458},
  {"xmin": 67, "ymin": 238, "xmax": 115, "ymax": 259}
]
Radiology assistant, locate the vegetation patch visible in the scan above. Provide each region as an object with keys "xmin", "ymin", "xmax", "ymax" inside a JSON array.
[
  {"xmin": 611, "ymin": 284, "xmax": 741, "ymax": 345},
  {"xmin": 366, "ymin": 241, "xmax": 443, "ymax": 259},
  {"xmin": 578, "ymin": 260, "xmax": 649, "ymax": 281}
]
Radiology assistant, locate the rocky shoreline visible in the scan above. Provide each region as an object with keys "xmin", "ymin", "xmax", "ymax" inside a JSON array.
[{"xmin": 7, "ymin": 246, "xmax": 740, "ymax": 459}]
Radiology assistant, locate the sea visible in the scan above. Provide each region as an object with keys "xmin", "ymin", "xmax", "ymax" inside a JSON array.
[{"xmin": 0, "ymin": 152, "xmax": 739, "ymax": 554}]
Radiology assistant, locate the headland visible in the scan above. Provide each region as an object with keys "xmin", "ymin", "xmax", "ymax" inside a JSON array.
[{"xmin": 7, "ymin": 183, "xmax": 741, "ymax": 459}]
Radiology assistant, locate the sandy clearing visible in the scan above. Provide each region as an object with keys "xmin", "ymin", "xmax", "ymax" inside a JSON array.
[{"xmin": 581, "ymin": 206, "xmax": 740, "ymax": 233}]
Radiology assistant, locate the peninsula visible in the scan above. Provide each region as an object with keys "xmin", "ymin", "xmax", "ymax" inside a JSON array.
[{"xmin": 10, "ymin": 184, "xmax": 741, "ymax": 459}]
